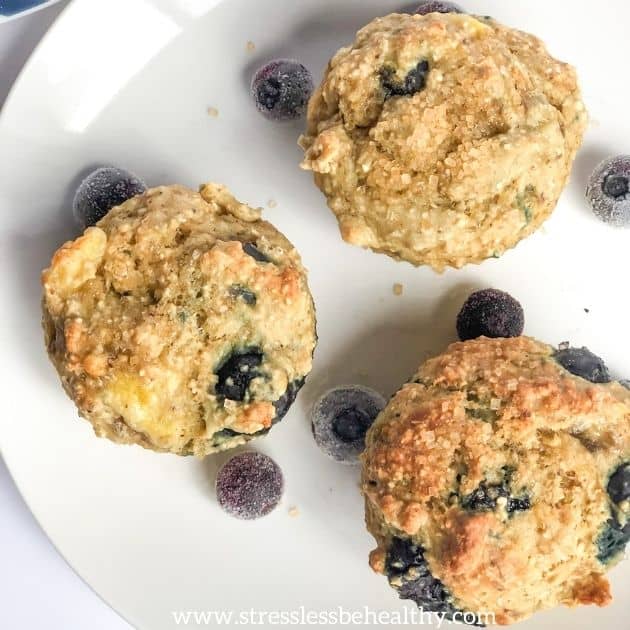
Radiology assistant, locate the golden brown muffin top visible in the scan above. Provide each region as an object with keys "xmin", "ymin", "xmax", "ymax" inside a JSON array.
[
  {"xmin": 42, "ymin": 183, "xmax": 316, "ymax": 456},
  {"xmin": 363, "ymin": 337, "xmax": 629, "ymax": 624},
  {"xmin": 301, "ymin": 13, "xmax": 586, "ymax": 270}
]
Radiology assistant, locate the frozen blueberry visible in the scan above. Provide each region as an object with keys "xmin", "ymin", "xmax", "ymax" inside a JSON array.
[
  {"xmin": 216, "ymin": 452, "xmax": 283, "ymax": 520},
  {"xmin": 607, "ymin": 463, "xmax": 630, "ymax": 504},
  {"xmin": 251, "ymin": 59, "xmax": 314, "ymax": 121},
  {"xmin": 215, "ymin": 350, "xmax": 263, "ymax": 401},
  {"xmin": 273, "ymin": 378, "xmax": 305, "ymax": 422},
  {"xmin": 586, "ymin": 155, "xmax": 630, "ymax": 227},
  {"xmin": 456, "ymin": 289, "xmax": 524, "ymax": 341},
  {"xmin": 73, "ymin": 167, "xmax": 146, "ymax": 228},
  {"xmin": 381, "ymin": 60, "xmax": 430, "ymax": 99},
  {"xmin": 311, "ymin": 385, "xmax": 386, "ymax": 464},
  {"xmin": 554, "ymin": 347, "xmax": 611, "ymax": 384},
  {"xmin": 414, "ymin": 1, "xmax": 463, "ymax": 15}
]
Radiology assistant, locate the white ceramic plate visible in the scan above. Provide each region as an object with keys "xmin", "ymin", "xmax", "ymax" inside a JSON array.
[{"xmin": 0, "ymin": 0, "xmax": 628, "ymax": 628}]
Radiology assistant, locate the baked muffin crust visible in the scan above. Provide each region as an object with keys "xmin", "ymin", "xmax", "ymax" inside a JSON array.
[
  {"xmin": 362, "ymin": 337, "xmax": 629, "ymax": 624},
  {"xmin": 42, "ymin": 183, "xmax": 317, "ymax": 456},
  {"xmin": 301, "ymin": 13, "xmax": 587, "ymax": 270}
]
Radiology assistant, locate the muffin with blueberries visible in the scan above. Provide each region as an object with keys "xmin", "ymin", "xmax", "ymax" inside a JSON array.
[
  {"xmin": 300, "ymin": 12, "xmax": 587, "ymax": 270},
  {"xmin": 42, "ymin": 182, "xmax": 317, "ymax": 456},
  {"xmin": 362, "ymin": 336, "xmax": 629, "ymax": 625}
]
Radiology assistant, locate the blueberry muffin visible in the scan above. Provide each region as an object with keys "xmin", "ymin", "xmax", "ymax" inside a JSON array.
[
  {"xmin": 300, "ymin": 13, "xmax": 587, "ymax": 270},
  {"xmin": 42, "ymin": 183, "xmax": 317, "ymax": 456},
  {"xmin": 362, "ymin": 337, "xmax": 629, "ymax": 624}
]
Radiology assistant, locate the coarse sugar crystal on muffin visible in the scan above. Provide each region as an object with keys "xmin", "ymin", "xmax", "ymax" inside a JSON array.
[
  {"xmin": 42, "ymin": 183, "xmax": 317, "ymax": 456},
  {"xmin": 300, "ymin": 13, "xmax": 587, "ymax": 270},
  {"xmin": 362, "ymin": 336, "xmax": 629, "ymax": 624}
]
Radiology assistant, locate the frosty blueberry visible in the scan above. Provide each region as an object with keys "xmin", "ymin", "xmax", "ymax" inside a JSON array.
[
  {"xmin": 554, "ymin": 347, "xmax": 611, "ymax": 384},
  {"xmin": 586, "ymin": 155, "xmax": 630, "ymax": 227},
  {"xmin": 251, "ymin": 59, "xmax": 314, "ymax": 121},
  {"xmin": 456, "ymin": 289, "xmax": 524, "ymax": 341},
  {"xmin": 311, "ymin": 385, "xmax": 386, "ymax": 464},
  {"xmin": 216, "ymin": 452, "xmax": 284, "ymax": 519},
  {"xmin": 73, "ymin": 166, "xmax": 146, "ymax": 228},
  {"xmin": 414, "ymin": 1, "xmax": 463, "ymax": 15}
]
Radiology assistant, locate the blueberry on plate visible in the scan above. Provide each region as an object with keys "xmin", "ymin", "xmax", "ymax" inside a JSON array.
[
  {"xmin": 554, "ymin": 346, "xmax": 611, "ymax": 384},
  {"xmin": 311, "ymin": 385, "xmax": 386, "ymax": 464},
  {"xmin": 456, "ymin": 289, "xmax": 524, "ymax": 341},
  {"xmin": 73, "ymin": 166, "xmax": 147, "ymax": 229},
  {"xmin": 251, "ymin": 59, "xmax": 314, "ymax": 121},
  {"xmin": 216, "ymin": 452, "xmax": 283, "ymax": 520},
  {"xmin": 586, "ymin": 155, "xmax": 630, "ymax": 227},
  {"xmin": 414, "ymin": 1, "xmax": 463, "ymax": 15}
]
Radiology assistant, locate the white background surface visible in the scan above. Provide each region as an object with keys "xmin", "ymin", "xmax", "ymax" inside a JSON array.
[
  {"xmin": 0, "ymin": 1, "xmax": 629, "ymax": 629},
  {"xmin": 0, "ymin": 4, "xmax": 129, "ymax": 628}
]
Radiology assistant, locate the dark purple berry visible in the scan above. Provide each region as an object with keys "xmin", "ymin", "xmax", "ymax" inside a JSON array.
[
  {"xmin": 554, "ymin": 347, "xmax": 611, "ymax": 384},
  {"xmin": 242, "ymin": 242, "xmax": 270, "ymax": 263},
  {"xmin": 586, "ymin": 155, "xmax": 630, "ymax": 227},
  {"xmin": 332, "ymin": 408, "xmax": 372, "ymax": 442},
  {"xmin": 462, "ymin": 475, "xmax": 530, "ymax": 515},
  {"xmin": 386, "ymin": 537, "xmax": 482, "ymax": 625},
  {"xmin": 381, "ymin": 60, "xmax": 430, "ymax": 99},
  {"xmin": 311, "ymin": 386, "xmax": 386, "ymax": 464},
  {"xmin": 216, "ymin": 452, "xmax": 283, "ymax": 520},
  {"xmin": 215, "ymin": 350, "xmax": 263, "ymax": 401},
  {"xmin": 73, "ymin": 167, "xmax": 146, "ymax": 228},
  {"xmin": 273, "ymin": 378, "xmax": 305, "ymax": 423},
  {"xmin": 607, "ymin": 463, "xmax": 630, "ymax": 504},
  {"xmin": 414, "ymin": 1, "xmax": 463, "ymax": 15},
  {"xmin": 251, "ymin": 59, "xmax": 314, "ymax": 121},
  {"xmin": 456, "ymin": 289, "xmax": 524, "ymax": 341}
]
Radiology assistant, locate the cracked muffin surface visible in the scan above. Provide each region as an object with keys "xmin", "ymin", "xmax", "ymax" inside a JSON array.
[
  {"xmin": 42, "ymin": 183, "xmax": 316, "ymax": 456},
  {"xmin": 362, "ymin": 337, "xmax": 629, "ymax": 625},
  {"xmin": 300, "ymin": 13, "xmax": 587, "ymax": 270}
]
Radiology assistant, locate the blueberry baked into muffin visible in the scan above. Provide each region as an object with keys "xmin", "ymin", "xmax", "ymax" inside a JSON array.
[
  {"xmin": 42, "ymin": 183, "xmax": 317, "ymax": 456},
  {"xmin": 362, "ymin": 337, "xmax": 629, "ymax": 624},
  {"xmin": 301, "ymin": 13, "xmax": 587, "ymax": 270}
]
